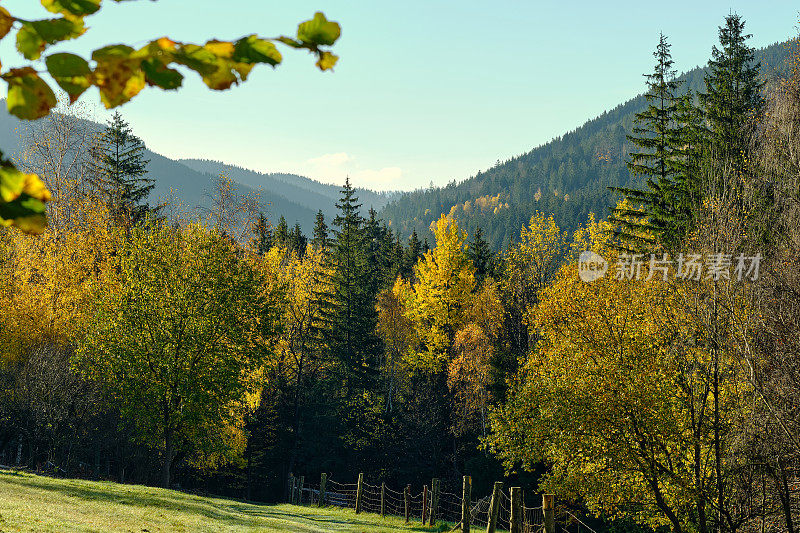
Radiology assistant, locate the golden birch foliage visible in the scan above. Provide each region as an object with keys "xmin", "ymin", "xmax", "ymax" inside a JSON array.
[
  {"xmin": 0, "ymin": 193, "xmax": 118, "ymax": 363},
  {"xmin": 376, "ymin": 276, "xmax": 416, "ymax": 363},
  {"xmin": 447, "ymin": 279, "xmax": 503, "ymax": 434},
  {"xmin": 448, "ymin": 280, "xmax": 503, "ymax": 430},
  {"xmin": 487, "ymin": 216, "xmax": 747, "ymax": 531},
  {"xmin": 270, "ymin": 243, "xmax": 331, "ymax": 384},
  {"xmin": 375, "ymin": 277, "xmax": 416, "ymax": 411},
  {"xmin": 448, "ymin": 323, "xmax": 493, "ymax": 437},
  {"xmin": 505, "ymin": 211, "xmax": 567, "ymax": 299},
  {"xmin": 463, "ymin": 279, "xmax": 504, "ymax": 340},
  {"xmin": 405, "ymin": 215, "xmax": 476, "ymax": 372}
]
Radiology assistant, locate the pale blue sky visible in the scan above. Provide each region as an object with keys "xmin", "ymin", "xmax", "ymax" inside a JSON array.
[{"xmin": 1, "ymin": 1, "xmax": 798, "ymax": 190}]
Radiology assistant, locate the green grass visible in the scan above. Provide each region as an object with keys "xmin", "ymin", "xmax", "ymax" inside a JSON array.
[{"xmin": 0, "ymin": 470, "xmax": 449, "ymax": 532}]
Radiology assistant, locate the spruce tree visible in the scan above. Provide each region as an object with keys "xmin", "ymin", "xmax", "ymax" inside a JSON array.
[
  {"xmin": 88, "ymin": 111, "xmax": 155, "ymax": 225},
  {"xmin": 364, "ymin": 208, "xmax": 396, "ymax": 293},
  {"xmin": 467, "ymin": 227, "xmax": 494, "ymax": 285},
  {"xmin": 669, "ymin": 90, "xmax": 707, "ymax": 236},
  {"xmin": 610, "ymin": 34, "xmax": 689, "ymax": 250},
  {"xmin": 315, "ymin": 178, "xmax": 382, "ymax": 378},
  {"xmin": 700, "ymin": 13, "xmax": 764, "ymax": 180},
  {"xmin": 403, "ymin": 229, "xmax": 422, "ymax": 278},
  {"xmin": 391, "ymin": 233, "xmax": 404, "ymax": 280},
  {"xmin": 290, "ymin": 223, "xmax": 307, "ymax": 256},
  {"xmin": 250, "ymin": 212, "xmax": 273, "ymax": 255},
  {"xmin": 311, "ymin": 210, "xmax": 329, "ymax": 250},
  {"xmin": 274, "ymin": 216, "xmax": 289, "ymax": 248}
]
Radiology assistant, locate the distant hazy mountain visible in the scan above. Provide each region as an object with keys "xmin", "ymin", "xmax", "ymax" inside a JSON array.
[
  {"xmin": 380, "ymin": 39, "xmax": 794, "ymax": 248},
  {"xmin": 0, "ymin": 106, "xmax": 387, "ymax": 234},
  {"xmin": 179, "ymin": 159, "xmax": 392, "ymax": 222}
]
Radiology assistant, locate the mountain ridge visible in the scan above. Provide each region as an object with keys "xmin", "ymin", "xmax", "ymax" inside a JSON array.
[
  {"xmin": 379, "ymin": 39, "xmax": 794, "ymax": 248},
  {"xmin": 0, "ymin": 105, "xmax": 387, "ymax": 233}
]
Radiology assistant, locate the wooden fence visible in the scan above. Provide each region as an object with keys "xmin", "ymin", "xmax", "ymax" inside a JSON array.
[{"xmin": 287, "ymin": 472, "xmax": 555, "ymax": 533}]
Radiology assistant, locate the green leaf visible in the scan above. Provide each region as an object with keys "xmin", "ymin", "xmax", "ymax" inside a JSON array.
[
  {"xmin": 233, "ymin": 35, "xmax": 282, "ymax": 66},
  {"xmin": 0, "ymin": 153, "xmax": 50, "ymax": 234},
  {"xmin": 172, "ymin": 43, "xmax": 219, "ymax": 76},
  {"xmin": 316, "ymin": 51, "xmax": 338, "ymax": 71},
  {"xmin": 276, "ymin": 36, "xmax": 303, "ymax": 49},
  {"xmin": 0, "ymin": 195, "xmax": 48, "ymax": 233},
  {"xmin": 2, "ymin": 67, "xmax": 58, "ymax": 120},
  {"xmin": 0, "ymin": 7, "xmax": 14, "ymax": 40},
  {"xmin": 45, "ymin": 52, "xmax": 92, "ymax": 103},
  {"xmin": 91, "ymin": 43, "xmax": 135, "ymax": 62},
  {"xmin": 141, "ymin": 57, "xmax": 183, "ymax": 90},
  {"xmin": 297, "ymin": 12, "xmax": 340, "ymax": 47},
  {"xmin": 92, "ymin": 45, "xmax": 145, "ymax": 108},
  {"xmin": 16, "ymin": 17, "xmax": 86, "ymax": 60},
  {"xmin": 40, "ymin": 0, "xmax": 101, "ymax": 18},
  {"xmin": 174, "ymin": 43, "xmax": 248, "ymax": 91}
]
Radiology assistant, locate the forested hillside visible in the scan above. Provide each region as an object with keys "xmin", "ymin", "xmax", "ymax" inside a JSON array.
[
  {"xmin": 0, "ymin": 108, "xmax": 389, "ymax": 234},
  {"xmin": 381, "ymin": 40, "xmax": 793, "ymax": 248},
  {"xmin": 180, "ymin": 158, "xmax": 393, "ymax": 215},
  {"xmin": 178, "ymin": 158, "xmax": 394, "ymax": 233}
]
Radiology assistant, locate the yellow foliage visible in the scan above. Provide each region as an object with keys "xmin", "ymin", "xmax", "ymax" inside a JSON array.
[
  {"xmin": 405, "ymin": 215, "xmax": 476, "ymax": 372},
  {"xmin": 488, "ymin": 219, "xmax": 750, "ymax": 529},
  {"xmin": 0, "ymin": 192, "xmax": 119, "ymax": 364}
]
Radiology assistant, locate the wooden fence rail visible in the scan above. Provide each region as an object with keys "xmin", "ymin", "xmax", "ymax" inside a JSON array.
[{"xmin": 286, "ymin": 472, "xmax": 558, "ymax": 533}]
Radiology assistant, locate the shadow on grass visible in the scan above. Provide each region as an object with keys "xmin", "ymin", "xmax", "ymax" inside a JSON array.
[
  {"xmin": 1, "ymin": 471, "xmax": 267, "ymax": 526},
  {"xmin": 231, "ymin": 505, "xmax": 444, "ymax": 531},
  {"xmin": 0, "ymin": 471, "xmax": 440, "ymax": 531}
]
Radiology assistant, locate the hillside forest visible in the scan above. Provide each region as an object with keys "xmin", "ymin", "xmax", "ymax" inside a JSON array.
[{"xmin": 2, "ymin": 11, "xmax": 800, "ymax": 533}]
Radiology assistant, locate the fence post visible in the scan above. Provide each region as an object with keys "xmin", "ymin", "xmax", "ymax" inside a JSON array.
[
  {"xmin": 486, "ymin": 481, "xmax": 503, "ymax": 533},
  {"xmin": 319, "ymin": 473, "xmax": 327, "ymax": 507},
  {"xmin": 404, "ymin": 484, "xmax": 411, "ymax": 523},
  {"xmin": 510, "ymin": 487, "xmax": 522, "ymax": 533},
  {"xmin": 422, "ymin": 484, "xmax": 429, "ymax": 524},
  {"xmin": 429, "ymin": 478, "xmax": 440, "ymax": 526},
  {"xmin": 462, "ymin": 475, "xmax": 472, "ymax": 533},
  {"xmin": 355, "ymin": 473, "xmax": 364, "ymax": 514},
  {"xmin": 298, "ymin": 476, "xmax": 304, "ymax": 505},
  {"xmin": 287, "ymin": 473, "xmax": 294, "ymax": 503},
  {"xmin": 543, "ymin": 494, "xmax": 555, "ymax": 533},
  {"xmin": 381, "ymin": 481, "xmax": 386, "ymax": 518}
]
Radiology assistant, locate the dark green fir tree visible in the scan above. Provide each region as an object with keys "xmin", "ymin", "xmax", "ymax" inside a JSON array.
[
  {"xmin": 467, "ymin": 227, "xmax": 494, "ymax": 285},
  {"xmin": 250, "ymin": 212, "xmax": 273, "ymax": 255},
  {"xmin": 290, "ymin": 223, "xmax": 307, "ymax": 256},
  {"xmin": 700, "ymin": 13, "xmax": 764, "ymax": 179},
  {"xmin": 315, "ymin": 178, "xmax": 382, "ymax": 378},
  {"xmin": 274, "ymin": 216, "xmax": 289, "ymax": 248},
  {"xmin": 88, "ymin": 111, "xmax": 155, "ymax": 225},
  {"xmin": 610, "ymin": 33, "xmax": 689, "ymax": 250},
  {"xmin": 402, "ymin": 229, "xmax": 422, "ymax": 278},
  {"xmin": 311, "ymin": 210, "xmax": 329, "ymax": 251}
]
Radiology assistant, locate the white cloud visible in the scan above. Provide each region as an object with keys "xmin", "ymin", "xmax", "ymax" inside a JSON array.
[
  {"xmin": 296, "ymin": 152, "xmax": 404, "ymax": 191},
  {"xmin": 352, "ymin": 167, "xmax": 403, "ymax": 188},
  {"xmin": 306, "ymin": 152, "xmax": 353, "ymax": 168}
]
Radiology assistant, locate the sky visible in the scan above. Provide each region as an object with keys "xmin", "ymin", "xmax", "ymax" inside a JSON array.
[{"xmin": 1, "ymin": 1, "xmax": 798, "ymax": 191}]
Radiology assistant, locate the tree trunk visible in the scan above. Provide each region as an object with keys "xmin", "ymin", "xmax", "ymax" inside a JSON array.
[
  {"xmin": 161, "ymin": 431, "xmax": 174, "ymax": 489},
  {"xmin": 246, "ymin": 441, "xmax": 253, "ymax": 501},
  {"xmin": 777, "ymin": 458, "xmax": 796, "ymax": 533}
]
